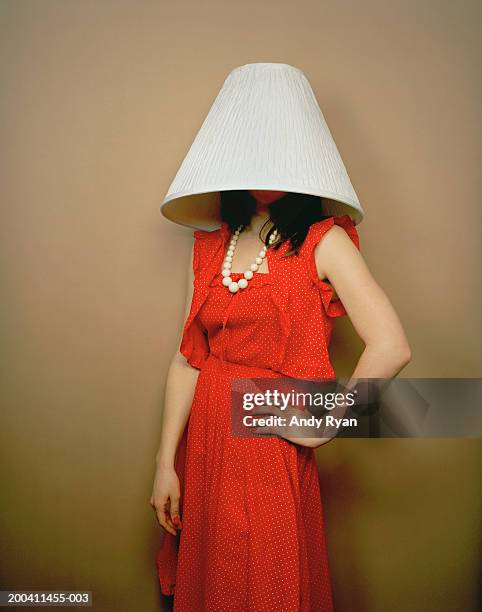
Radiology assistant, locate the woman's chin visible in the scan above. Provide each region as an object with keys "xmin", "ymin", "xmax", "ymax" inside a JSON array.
[{"xmin": 249, "ymin": 190, "xmax": 287, "ymax": 204}]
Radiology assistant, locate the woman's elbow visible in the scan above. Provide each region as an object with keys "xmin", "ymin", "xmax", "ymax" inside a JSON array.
[
  {"xmin": 401, "ymin": 343, "xmax": 412, "ymax": 365},
  {"xmin": 367, "ymin": 338, "xmax": 412, "ymax": 368},
  {"xmin": 393, "ymin": 337, "xmax": 412, "ymax": 366},
  {"xmin": 385, "ymin": 340, "xmax": 412, "ymax": 368}
]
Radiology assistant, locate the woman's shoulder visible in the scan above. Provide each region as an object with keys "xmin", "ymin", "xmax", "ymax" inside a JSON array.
[
  {"xmin": 193, "ymin": 228, "xmax": 219, "ymax": 241},
  {"xmin": 191, "ymin": 224, "xmax": 226, "ymax": 276},
  {"xmin": 297, "ymin": 215, "xmax": 360, "ymax": 319},
  {"xmin": 304, "ymin": 214, "xmax": 360, "ymax": 252},
  {"xmin": 193, "ymin": 221, "xmax": 229, "ymax": 242}
]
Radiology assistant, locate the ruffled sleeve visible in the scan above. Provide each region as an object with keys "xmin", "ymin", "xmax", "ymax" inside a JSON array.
[
  {"xmin": 192, "ymin": 229, "xmax": 210, "ymax": 277},
  {"xmin": 178, "ymin": 229, "xmax": 214, "ymax": 369},
  {"xmin": 307, "ymin": 214, "xmax": 360, "ymax": 318}
]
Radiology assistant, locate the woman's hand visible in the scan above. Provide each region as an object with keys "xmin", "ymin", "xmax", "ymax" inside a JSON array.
[
  {"xmin": 249, "ymin": 402, "xmax": 347, "ymax": 448},
  {"xmin": 150, "ymin": 466, "xmax": 182, "ymax": 536}
]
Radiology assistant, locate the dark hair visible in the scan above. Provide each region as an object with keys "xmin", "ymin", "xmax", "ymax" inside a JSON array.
[{"xmin": 220, "ymin": 190, "xmax": 331, "ymax": 256}]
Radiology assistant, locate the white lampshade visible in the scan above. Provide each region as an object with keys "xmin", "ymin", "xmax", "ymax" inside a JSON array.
[{"xmin": 161, "ymin": 62, "xmax": 365, "ymax": 230}]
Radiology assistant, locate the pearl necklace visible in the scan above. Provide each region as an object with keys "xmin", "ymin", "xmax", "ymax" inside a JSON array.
[{"xmin": 221, "ymin": 224, "xmax": 279, "ymax": 293}]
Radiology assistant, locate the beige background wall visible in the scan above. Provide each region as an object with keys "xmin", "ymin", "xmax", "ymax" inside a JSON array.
[{"xmin": 1, "ymin": 1, "xmax": 480, "ymax": 611}]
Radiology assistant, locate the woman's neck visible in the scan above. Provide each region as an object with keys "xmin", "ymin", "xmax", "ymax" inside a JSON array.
[{"xmin": 245, "ymin": 208, "xmax": 272, "ymax": 234}]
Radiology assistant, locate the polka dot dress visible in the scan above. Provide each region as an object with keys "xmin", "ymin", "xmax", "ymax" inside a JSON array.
[{"xmin": 156, "ymin": 215, "xmax": 360, "ymax": 611}]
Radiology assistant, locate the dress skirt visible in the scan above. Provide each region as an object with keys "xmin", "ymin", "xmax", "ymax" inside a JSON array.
[{"xmin": 157, "ymin": 352, "xmax": 334, "ymax": 611}]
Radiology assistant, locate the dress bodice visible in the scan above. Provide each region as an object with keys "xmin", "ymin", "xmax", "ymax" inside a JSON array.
[{"xmin": 180, "ymin": 215, "xmax": 360, "ymax": 379}]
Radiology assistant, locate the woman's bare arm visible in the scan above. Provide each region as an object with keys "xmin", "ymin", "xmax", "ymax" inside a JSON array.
[
  {"xmin": 151, "ymin": 242, "xmax": 201, "ymax": 534},
  {"xmin": 156, "ymin": 242, "xmax": 200, "ymax": 469},
  {"xmin": 315, "ymin": 224, "xmax": 412, "ymax": 379},
  {"xmin": 275, "ymin": 225, "xmax": 412, "ymax": 449}
]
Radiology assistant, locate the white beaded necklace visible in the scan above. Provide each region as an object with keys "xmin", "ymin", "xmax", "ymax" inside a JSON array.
[{"xmin": 221, "ymin": 224, "xmax": 279, "ymax": 293}]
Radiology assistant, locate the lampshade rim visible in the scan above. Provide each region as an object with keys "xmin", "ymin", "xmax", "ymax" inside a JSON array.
[{"xmin": 160, "ymin": 186, "xmax": 365, "ymax": 230}]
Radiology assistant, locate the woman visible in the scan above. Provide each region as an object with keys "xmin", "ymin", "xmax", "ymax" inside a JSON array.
[{"xmin": 151, "ymin": 189, "xmax": 412, "ymax": 611}]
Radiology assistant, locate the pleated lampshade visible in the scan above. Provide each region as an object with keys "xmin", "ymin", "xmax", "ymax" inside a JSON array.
[{"xmin": 161, "ymin": 62, "xmax": 364, "ymax": 230}]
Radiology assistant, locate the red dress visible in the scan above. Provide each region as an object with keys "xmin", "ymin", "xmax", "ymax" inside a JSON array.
[{"xmin": 156, "ymin": 215, "xmax": 360, "ymax": 611}]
